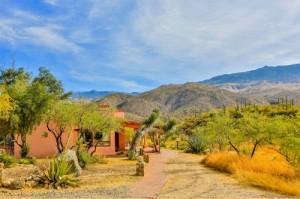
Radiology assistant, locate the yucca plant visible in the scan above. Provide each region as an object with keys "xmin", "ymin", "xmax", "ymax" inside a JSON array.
[{"xmin": 43, "ymin": 158, "xmax": 79, "ymax": 189}]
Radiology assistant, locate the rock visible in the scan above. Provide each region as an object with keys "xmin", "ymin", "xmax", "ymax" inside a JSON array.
[
  {"xmin": 61, "ymin": 149, "xmax": 82, "ymax": 176},
  {"xmin": 144, "ymin": 154, "xmax": 149, "ymax": 163},
  {"xmin": 1, "ymin": 165, "xmax": 43, "ymax": 189},
  {"xmin": 9, "ymin": 179, "xmax": 25, "ymax": 189},
  {"xmin": 136, "ymin": 157, "xmax": 145, "ymax": 176}
]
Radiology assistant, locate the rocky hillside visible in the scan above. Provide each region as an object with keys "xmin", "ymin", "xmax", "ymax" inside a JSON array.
[
  {"xmin": 100, "ymin": 83, "xmax": 267, "ymax": 118},
  {"xmin": 202, "ymin": 64, "xmax": 300, "ymax": 104}
]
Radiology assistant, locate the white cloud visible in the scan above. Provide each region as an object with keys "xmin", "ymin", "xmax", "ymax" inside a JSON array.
[
  {"xmin": 113, "ymin": 0, "xmax": 300, "ymax": 80},
  {"xmin": 70, "ymin": 69, "xmax": 150, "ymax": 92},
  {"xmin": 3, "ymin": 0, "xmax": 300, "ymax": 91},
  {"xmin": 24, "ymin": 25, "xmax": 81, "ymax": 53}
]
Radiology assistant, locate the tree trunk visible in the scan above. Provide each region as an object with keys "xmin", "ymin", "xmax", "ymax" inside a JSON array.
[
  {"xmin": 46, "ymin": 122, "xmax": 64, "ymax": 153},
  {"xmin": 128, "ymin": 127, "xmax": 147, "ymax": 159},
  {"xmin": 91, "ymin": 142, "xmax": 99, "ymax": 156},
  {"xmin": 251, "ymin": 141, "xmax": 260, "ymax": 158},
  {"xmin": 229, "ymin": 141, "xmax": 240, "ymax": 156},
  {"xmin": 20, "ymin": 134, "xmax": 28, "ymax": 157}
]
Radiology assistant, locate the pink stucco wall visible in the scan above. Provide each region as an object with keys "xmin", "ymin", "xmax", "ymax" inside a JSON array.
[
  {"xmin": 14, "ymin": 124, "xmax": 78, "ymax": 158},
  {"xmin": 13, "ymin": 109, "xmax": 134, "ymax": 158}
]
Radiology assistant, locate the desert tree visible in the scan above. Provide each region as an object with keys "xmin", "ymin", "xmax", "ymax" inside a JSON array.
[
  {"xmin": 0, "ymin": 86, "xmax": 14, "ymax": 120},
  {"xmin": 79, "ymin": 104, "xmax": 122, "ymax": 156},
  {"xmin": 0, "ymin": 67, "xmax": 56, "ymax": 157},
  {"xmin": 128, "ymin": 109, "xmax": 160, "ymax": 159},
  {"xmin": 45, "ymin": 101, "xmax": 78, "ymax": 153}
]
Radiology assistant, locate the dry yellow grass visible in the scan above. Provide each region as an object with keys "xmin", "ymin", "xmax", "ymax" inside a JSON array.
[{"xmin": 202, "ymin": 148, "xmax": 300, "ymax": 196}]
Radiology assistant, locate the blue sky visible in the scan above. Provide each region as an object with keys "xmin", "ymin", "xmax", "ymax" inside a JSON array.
[{"xmin": 1, "ymin": 0, "xmax": 300, "ymax": 92}]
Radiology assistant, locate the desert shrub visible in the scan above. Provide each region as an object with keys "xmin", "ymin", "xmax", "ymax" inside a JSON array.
[
  {"xmin": 0, "ymin": 153, "xmax": 17, "ymax": 167},
  {"xmin": 202, "ymin": 150, "xmax": 300, "ymax": 196},
  {"xmin": 164, "ymin": 135, "xmax": 188, "ymax": 150},
  {"xmin": 185, "ymin": 135, "xmax": 207, "ymax": 153},
  {"xmin": 77, "ymin": 149, "xmax": 107, "ymax": 168},
  {"xmin": 43, "ymin": 158, "xmax": 79, "ymax": 189},
  {"xmin": 77, "ymin": 149, "xmax": 91, "ymax": 168},
  {"xmin": 18, "ymin": 157, "xmax": 37, "ymax": 165}
]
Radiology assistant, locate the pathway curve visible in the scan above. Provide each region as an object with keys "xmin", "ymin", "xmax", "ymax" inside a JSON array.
[{"xmin": 129, "ymin": 149, "xmax": 178, "ymax": 198}]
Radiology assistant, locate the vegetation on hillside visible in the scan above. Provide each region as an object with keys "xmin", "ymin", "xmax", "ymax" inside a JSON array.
[{"xmin": 171, "ymin": 102, "xmax": 300, "ymax": 195}]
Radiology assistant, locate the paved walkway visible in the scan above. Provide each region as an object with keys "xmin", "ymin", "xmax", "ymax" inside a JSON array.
[{"xmin": 129, "ymin": 149, "xmax": 178, "ymax": 198}]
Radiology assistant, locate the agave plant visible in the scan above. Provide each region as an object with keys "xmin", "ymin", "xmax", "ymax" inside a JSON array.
[
  {"xmin": 43, "ymin": 158, "xmax": 79, "ymax": 189},
  {"xmin": 186, "ymin": 135, "xmax": 207, "ymax": 153}
]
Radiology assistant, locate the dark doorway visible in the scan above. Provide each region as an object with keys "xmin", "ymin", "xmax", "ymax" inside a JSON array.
[{"xmin": 115, "ymin": 132, "xmax": 120, "ymax": 152}]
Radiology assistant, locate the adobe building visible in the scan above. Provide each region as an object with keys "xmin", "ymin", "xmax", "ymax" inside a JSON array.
[{"xmin": 4, "ymin": 106, "xmax": 141, "ymax": 158}]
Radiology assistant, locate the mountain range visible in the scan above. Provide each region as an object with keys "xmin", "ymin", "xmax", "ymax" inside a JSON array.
[
  {"xmin": 202, "ymin": 63, "xmax": 300, "ymax": 85},
  {"xmin": 74, "ymin": 63, "xmax": 300, "ymax": 118},
  {"xmin": 202, "ymin": 63, "xmax": 300, "ymax": 104},
  {"xmin": 72, "ymin": 90, "xmax": 139, "ymax": 100}
]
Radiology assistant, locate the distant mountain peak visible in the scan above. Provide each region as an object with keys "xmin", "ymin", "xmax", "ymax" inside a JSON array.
[{"xmin": 202, "ymin": 63, "xmax": 300, "ymax": 85}]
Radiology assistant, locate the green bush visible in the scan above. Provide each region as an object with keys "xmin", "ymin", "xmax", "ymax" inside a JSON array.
[
  {"xmin": 186, "ymin": 135, "xmax": 207, "ymax": 153},
  {"xmin": 43, "ymin": 158, "xmax": 79, "ymax": 189},
  {"xmin": 18, "ymin": 157, "xmax": 37, "ymax": 165},
  {"xmin": 0, "ymin": 153, "xmax": 17, "ymax": 167},
  {"xmin": 77, "ymin": 149, "xmax": 92, "ymax": 168},
  {"xmin": 0, "ymin": 153, "xmax": 37, "ymax": 167},
  {"xmin": 77, "ymin": 149, "xmax": 107, "ymax": 168}
]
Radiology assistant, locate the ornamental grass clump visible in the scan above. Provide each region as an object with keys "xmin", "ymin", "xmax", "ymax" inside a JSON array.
[{"xmin": 202, "ymin": 150, "xmax": 300, "ymax": 196}]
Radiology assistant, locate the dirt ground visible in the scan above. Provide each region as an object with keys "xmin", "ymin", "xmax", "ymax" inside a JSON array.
[
  {"xmin": 159, "ymin": 152, "xmax": 290, "ymax": 199},
  {"xmin": 0, "ymin": 150, "xmax": 294, "ymax": 199}
]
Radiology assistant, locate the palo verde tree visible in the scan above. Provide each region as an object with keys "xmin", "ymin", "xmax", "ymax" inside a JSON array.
[
  {"xmin": 274, "ymin": 117, "xmax": 300, "ymax": 164},
  {"xmin": 128, "ymin": 109, "xmax": 160, "ymax": 159},
  {"xmin": 45, "ymin": 101, "xmax": 78, "ymax": 153},
  {"xmin": 239, "ymin": 113, "xmax": 274, "ymax": 158},
  {"xmin": 0, "ymin": 67, "xmax": 57, "ymax": 157}
]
